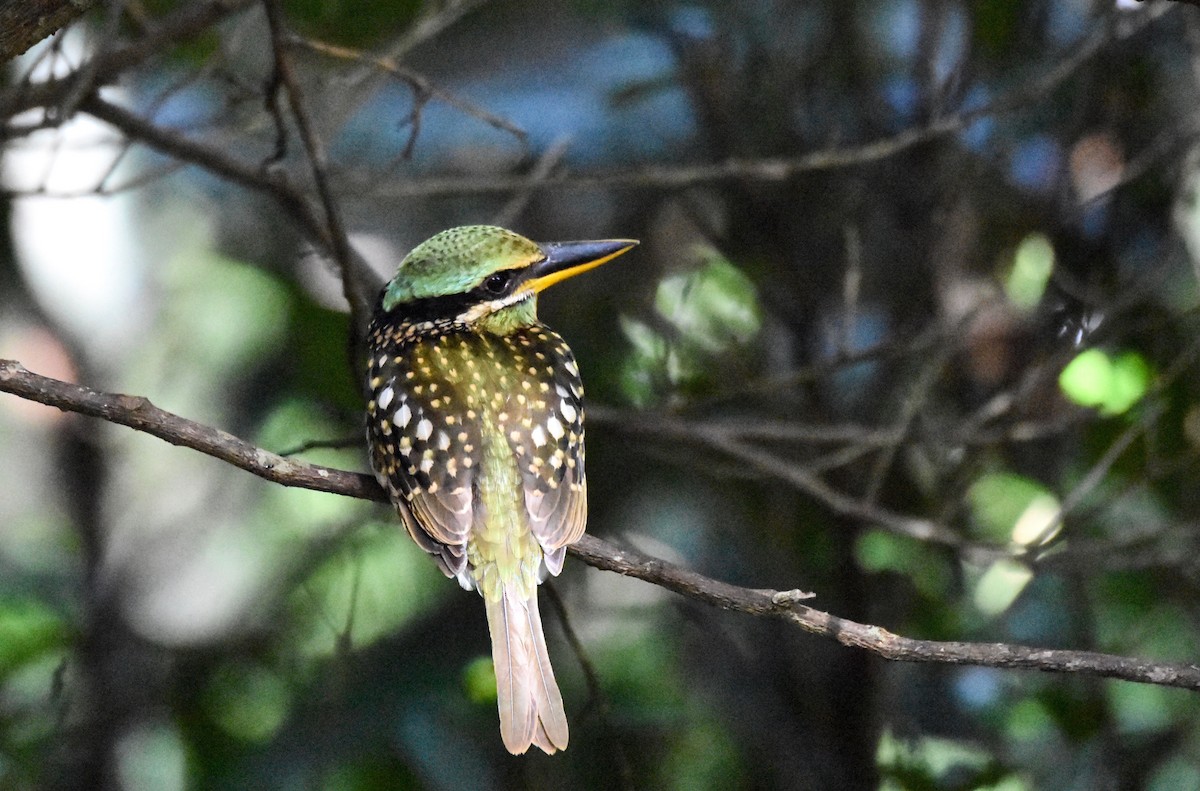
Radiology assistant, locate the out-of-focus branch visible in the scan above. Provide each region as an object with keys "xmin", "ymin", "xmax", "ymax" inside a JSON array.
[
  {"xmin": 3, "ymin": 358, "xmax": 1199, "ymax": 692},
  {"xmin": 262, "ymin": 0, "xmax": 376, "ymax": 332},
  {"xmin": 344, "ymin": 3, "xmax": 1171, "ymax": 200},
  {"xmin": 588, "ymin": 406, "xmax": 989, "ymax": 555},
  {"xmin": 1146, "ymin": 0, "xmax": 1200, "ymax": 9},
  {"xmin": 0, "ymin": 0, "xmax": 258, "ymax": 119},
  {"xmin": 78, "ymin": 94, "xmax": 384, "ymax": 308},
  {"xmin": 0, "ymin": 0, "xmax": 100, "ymax": 62},
  {"xmin": 288, "ymin": 34, "xmax": 528, "ymax": 156}
]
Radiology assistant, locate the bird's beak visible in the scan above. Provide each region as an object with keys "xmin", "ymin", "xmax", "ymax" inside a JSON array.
[{"xmin": 524, "ymin": 239, "xmax": 639, "ymax": 294}]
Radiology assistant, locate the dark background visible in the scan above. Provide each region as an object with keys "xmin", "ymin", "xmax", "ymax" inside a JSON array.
[{"xmin": 1, "ymin": 1, "xmax": 1199, "ymax": 789}]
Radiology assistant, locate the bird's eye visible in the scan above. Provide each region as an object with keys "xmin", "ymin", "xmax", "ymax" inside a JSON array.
[{"xmin": 484, "ymin": 272, "xmax": 511, "ymax": 294}]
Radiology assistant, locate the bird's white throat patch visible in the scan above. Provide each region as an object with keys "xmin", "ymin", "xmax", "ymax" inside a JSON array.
[{"xmin": 456, "ymin": 289, "xmax": 534, "ymax": 323}]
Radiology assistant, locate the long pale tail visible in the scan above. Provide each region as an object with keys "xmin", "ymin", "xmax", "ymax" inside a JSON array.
[{"xmin": 485, "ymin": 588, "xmax": 569, "ymax": 754}]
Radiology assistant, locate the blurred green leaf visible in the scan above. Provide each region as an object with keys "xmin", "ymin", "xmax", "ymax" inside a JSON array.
[
  {"xmin": 619, "ymin": 315, "xmax": 674, "ymax": 406},
  {"xmin": 972, "ymin": 559, "xmax": 1033, "ymax": 617},
  {"xmin": 113, "ymin": 722, "xmax": 187, "ymax": 791},
  {"xmin": 654, "ymin": 251, "xmax": 762, "ymax": 353},
  {"xmin": 165, "ymin": 250, "xmax": 291, "ymax": 375},
  {"xmin": 620, "ymin": 252, "xmax": 762, "ymax": 405},
  {"xmin": 0, "ymin": 599, "xmax": 67, "ymax": 676},
  {"xmin": 973, "ymin": 0, "xmax": 1022, "ymax": 56},
  {"xmin": 286, "ymin": 524, "xmax": 445, "ymax": 661},
  {"xmin": 1149, "ymin": 758, "xmax": 1200, "ymax": 791},
  {"xmin": 660, "ymin": 716, "xmax": 742, "ymax": 791},
  {"xmin": 1059, "ymin": 349, "xmax": 1152, "ymax": 415},
  {"xmin": 204, "ymin": 662, "xmax": 291, "ymax": 743},
  {"xmin": 1106, "ymin": 679, "xmax": 1171, "ymax": 734},
  {"xmin": 461, "ymin": 655, "xmax": 496, "ymax": 705},
  {"xmin": 855, "ymin": 531, "xmax": 953, "ymax": 600},
  {"xmin": 1108, "ymin": 352, "xmax": 1153, "ymax": 415},
  {"xmin": 877, "ymin": 728, "xmax": 1014, "ymax": 791},
  {"xmin": 968, "ymin": 472, "xmax": 1055, "ymax": 543},
  {"xmin": 1004, "ymin": 233, "xmax": 1053, "ymax": 312},
  {"xmin": 284, "ymin": 0, "xmax": 423, "ymax": 46},
  {"xmin": 1005, "ymin": 697, "xmax": 1055, "ymax": 743}
]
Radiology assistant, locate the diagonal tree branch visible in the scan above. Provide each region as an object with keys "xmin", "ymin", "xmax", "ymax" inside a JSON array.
[
  {"xmin": 77, "ymin": 94, "xmax": 384, "ymax": 313},
  {"xmin": 0, "ymin": 0, "xmax": 259, "ymax": 119},
  {"xmin": 3, "ymin": 358, "xmax": 1199, "ymax": 692}
]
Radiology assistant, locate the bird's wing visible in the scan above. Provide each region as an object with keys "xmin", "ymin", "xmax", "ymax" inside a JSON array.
[
  {"xmin": 508, "ymin": 337, "xmax": 588, "ymax": 561},
  {"xmin": 368, "ymin": 367, "xmax": 478, "ymax": 570}
]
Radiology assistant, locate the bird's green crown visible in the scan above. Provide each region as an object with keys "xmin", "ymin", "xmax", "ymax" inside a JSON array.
[
  {"xmin": 378, "ymin": 225, "xmax": 637, "ymax": 333},
  {"xmin": 381, "ymin": 226, "xmax": 542, "ymax": 310}
]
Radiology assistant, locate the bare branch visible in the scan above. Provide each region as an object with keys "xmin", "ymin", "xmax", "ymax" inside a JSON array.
[
  {"xmin": 567, "ymin": 538, "xmax": 1200, "ymax": 690},
  {"xmin": 0, "ymin": 359, "xmax": 379, "ymax": 502},
  {"xmin": 341, "ymin": 5, "xmax": 1171, "ymax": 201},
  {"xmin": 77, "ymin": 94, "xmax": 384, "ymax": 309},
  {"xmin": 288, "ymin": 34, "xmax": 528, "ymax": 154},
  {"xmin": 262, "ymin": 0, "xmax": 376, "ymax": 331},
  {"xmin": 0, "ymin": 0, "xmax": 101, "ymax": 62},
  {"xmin": 3, "ymin": 358, "xmax": 1198, "ymax": 692},
  {"xmin": 0, "ymin": 0, "xmax": 259, "ymax": 121}
]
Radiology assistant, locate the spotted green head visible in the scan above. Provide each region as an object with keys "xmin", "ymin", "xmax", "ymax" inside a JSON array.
[{"xmin": 380, "ymin": 225, "xmax": 637, "ymax": 333}]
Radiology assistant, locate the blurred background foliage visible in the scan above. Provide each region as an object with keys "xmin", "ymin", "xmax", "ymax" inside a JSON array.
[{"xmin": 2, "ymin": 0, "xmax": 1200, "ymax": 789}]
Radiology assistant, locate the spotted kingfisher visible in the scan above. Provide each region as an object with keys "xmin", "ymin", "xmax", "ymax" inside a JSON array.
[{"xmin": 364, "ymin": 225, "xmax": 637, "ymax": 754}]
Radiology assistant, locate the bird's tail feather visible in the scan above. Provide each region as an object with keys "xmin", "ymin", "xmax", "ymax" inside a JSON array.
[{"xmin": 486, "ymin": 588, "xmax": 569, "ymax": 755}]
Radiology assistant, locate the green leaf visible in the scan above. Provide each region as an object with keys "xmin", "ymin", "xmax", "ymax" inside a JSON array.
[
  {"xmin": 0, "ymin": 600, "xmax": 67, "ymax": 676},
  {"xmin": 1059, "ymin": 349, "xmax": 1152, "ymax": 415},
  {"xmin": 655, "ymin": 251, "xmax": 761, "ymax": 353},
  {"xmin": 968, "ymin": 472, "xmax": 1056, "ymax": 543},
  {"xmin": 462, "ymin": 656, "xmax": 496, "ymax": 705},
  {"xmin": 1005, "ymin": 233, "xmax": 1054, "ymax": 312},
  {"xmin": 855, "ymin": 531, "xmax": 953, "ymax": 599},
  {"xmin": 204, "ymin": 662, "xmax": 291, "ymax": 743},
  {"xmin": 972, "ymin": 559, "xmax": 1033, "ymax": 616}
]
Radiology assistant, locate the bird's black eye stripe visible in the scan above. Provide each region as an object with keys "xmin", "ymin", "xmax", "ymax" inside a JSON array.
[{"xmin": 483, "ymin": 271, "xmax": 514, "ymax": 295}]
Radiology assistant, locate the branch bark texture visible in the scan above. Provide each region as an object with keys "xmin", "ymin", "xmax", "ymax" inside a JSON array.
[
  {"xmin": 0, "ymin": 0, "xmax": 101, "ymax": 62},
  {"xmin": 3, "ymin": 359, "xmax": 1198, "ymax": 692}
]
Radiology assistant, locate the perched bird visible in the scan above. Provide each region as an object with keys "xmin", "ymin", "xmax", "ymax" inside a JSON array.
[{"xmin": 365, "ymin": 225, "xmax": 637, "ymax": 754}]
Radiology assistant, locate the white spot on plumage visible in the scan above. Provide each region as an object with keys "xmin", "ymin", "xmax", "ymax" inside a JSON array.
[
  {"xmin": 546, "ymin": 416, "xmax": 565, "ymax": 440},
  {"xmin": 437, "ymin": 431, "xmax": 450, "ymax": 451},
  {"xmin": 416, "ymin": 419, "xmax": 433, "ymax": 441},
  {"xmin": 378, "ymin": 386, "xmax": 394, "ymax": 410},
  {"xmin": 560, "ymin": 400, "xmax": 577, "ymax": 423},
  {"xmin": 397, "ymin": 403, "xmax": 412, "ymax": 428},
  {"xmin": 531, "ymin": 425, "xmax": 547, "ymax": 447},
  {"xmin": 420, "ymin": 457, "xmax": 434, "ymax": 474}
]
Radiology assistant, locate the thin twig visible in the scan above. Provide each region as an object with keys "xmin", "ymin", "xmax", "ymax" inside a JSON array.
[
  {"xmin": 333, "ymin": 5, "xmax": 1170, "ymax": 201},
  {"xmin": 492, "ymin": 136, "xmax": 571, "ymax": 227},
  {"xmin": 77, "ymin": 94, "xmax": 385, "ymax": 305},
  {"xmin": 0, "ymin": 0, "xmax": 259, "ymax": 121},
  {"xmin": 277, "ymin": 436, "xmax": 363, "ymax": 457},
  {"xmin": 289, "ymin": 34, "xmax": 528, "ymax": 153},
  {"xmin": 262, "ymin": 0, "xmax": 374, "ymax": 331},
  {"xmin": 542, "ymin": 583, "xmax": 634, "ymax": 791}
]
